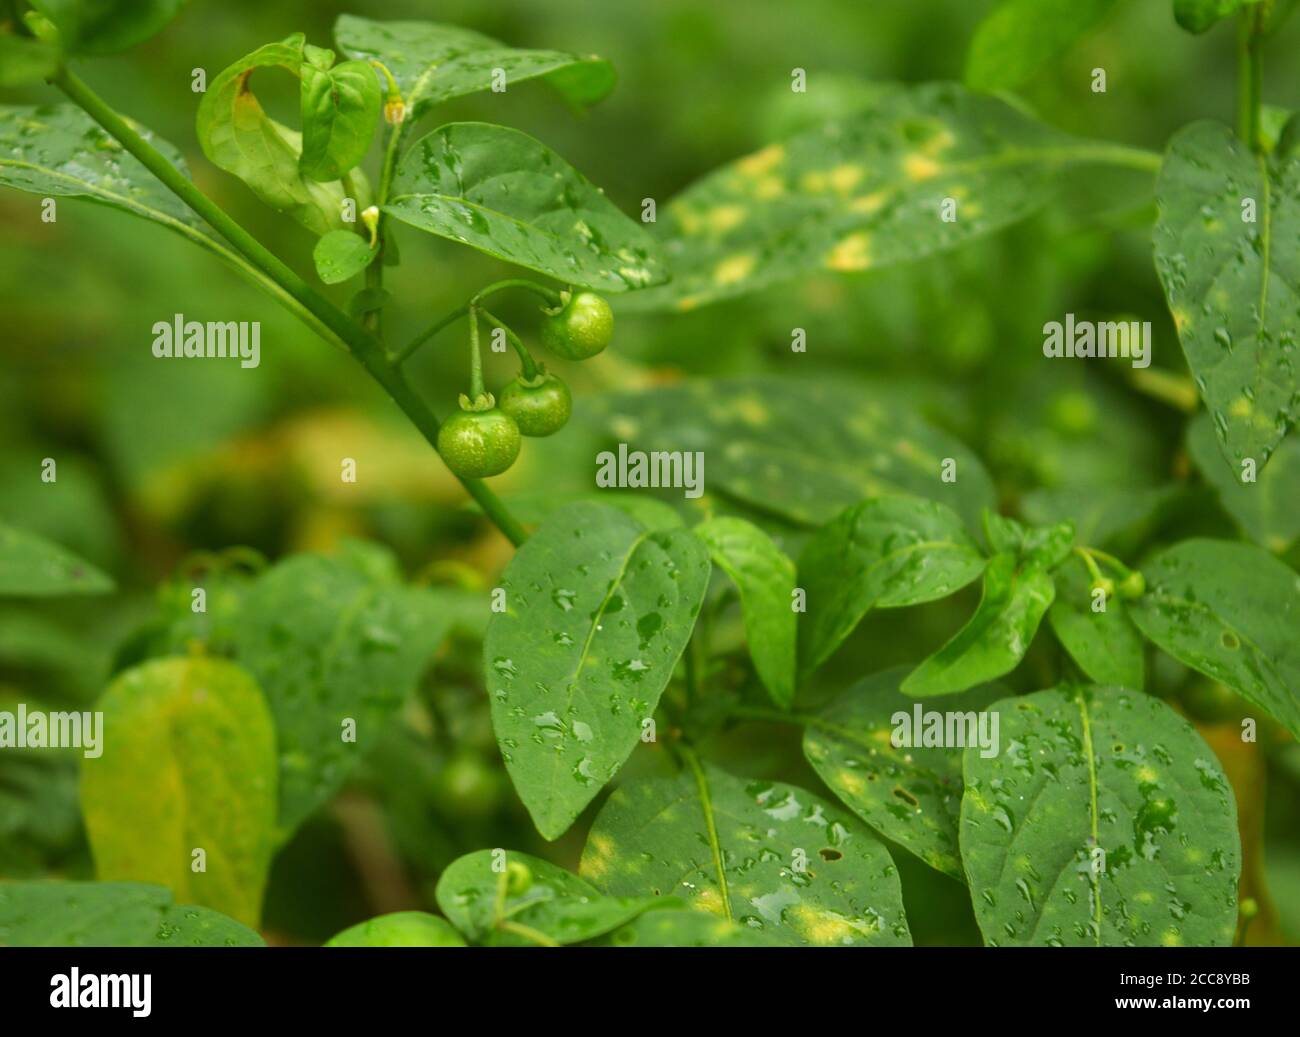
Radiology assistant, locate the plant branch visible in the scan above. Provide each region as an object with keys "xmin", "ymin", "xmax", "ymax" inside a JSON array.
[
  {"xmin": 480, "ymin": 308, "xmax": 538, "ymax": 379},
  {"xmin": 1237, "ymin": 5, "xmax": 1265, "ymax": 152}
]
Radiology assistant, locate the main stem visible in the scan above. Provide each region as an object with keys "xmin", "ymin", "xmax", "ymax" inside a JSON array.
[
  {"xmin": 53, "ymin": 67, "xmax": 527, "ymax": 547},
  {"xmin": 1237, "ymin": 6, "xmax": 1264, "ymax": 152}
]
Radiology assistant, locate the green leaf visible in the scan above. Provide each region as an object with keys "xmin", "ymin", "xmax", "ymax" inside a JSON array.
[
  {"xmin": 693, "ymin": 516, "xmax": 796, "ymax": 708},
  {"xmin": 961, "ymin": 684, "xmax": 1240, "ymax": 946},
  {"xmin": 0, "ymin": 522, "xmax": 113, "ymax": 597},
  {"xmin": 31, "ymin": 0, "xmax": 187, "ymax": 55},
  {"xmin": 334, "ymin": 15, "xmax": 615, "ymax": 121},
  {"xmin": 80, "ymin": 656, "xmax": 277, "ymax": 928},
  {"xmin": 587, "ymin": 377, "xmax": 996, "ymax": 530},
  {"xmin": 1128, "ymin": 539, "xmax": 1300, "ymax": 739},
  {"xmin": 592, "ymin": 909, "xmax": 779, "ymax": 947},
  {"xmin": 1021, "ymin": 483, "xmax": 1179, "ymax": 547},
  {"xmin": 0, "ymin": 880, "xmax": 264, "ymax": 946},
  {"xmin": 484, "ymin": 503, "xmax": 710, "ymax": 840},
  {"xmin": 0, "ymin": 104, "xmax": 203, "ymax": 237},
  {"xmin": 1048, "ymin": 555, "xmax": 1145, "ymax": 689},
  {"xmin": 1174, "ymin": 0, "xmax": 1260, "ymax": 33},
  {"xmin": 803, "ymin": 667, "xmax": 1006, "ymax": 878},
  {"xmin": 385, "ymin": 122, "xmax": 666, "ymax": 293},
  {"xmin": 1188, "ymin": 409, "xmax": 1300, "ymax": 553},
  {"xmin": 581, "ymin": 761, "xmax": 912, "ymax": 946},
  {"xmin": 0, "ymin": 33, "xmax": 59, "ymax": 86},
  {"xmin": 313, "ymin": 228, "xmax": 376, "ymax": 284},
  {"xmin": 902, "ymin": 552, "xmax": 1057, "ymax": 697},
  {"xmin": 300, "ymin": 58, "xmax": 381, "ymax": 182},
  {"xmin": 623, "ymin": 83, "xmax": 1122, "ymax": 312},
  {"xmin": 196, "ymin": 34, "xmax": 355, "ymax": 235},
  {"xmin": 1154, "ymin": 121, "xmax": 1300, "ymax": 471},
  {"xmin": 324, "ymin": 911, "xmax": 466, "ymax": 947},
  {"xmin": 435, "ymin": 849, "xmax": 663, "ymax": 946},
  {"xmin": 966, "ymin": 0, "xmax": 1121, "ymax": 92},
  {"xmin": 798, "ymin": 496, "xmax": 987, "ymax": 673},
  {"xmin": 232, "ymin": 543, "xmax": 451, "ymax": 837}
]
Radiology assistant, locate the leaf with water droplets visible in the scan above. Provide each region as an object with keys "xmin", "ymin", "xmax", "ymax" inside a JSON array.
[
  {"xmin": 622, "ymin": 83, "xmax": 1124, "ymax": 313},
  {"xmin": 798, "ymin": 496, "xmax": 987, "ymax": 674},
  {"xmin": 591, "ymin": 908, "xmax": 780, "ymax": 946},
  {"xmin": 1187, "ymin": 409, "xmax": 1300, "ymax": 553},
  {"xmin": 1128, "ymin": 538, "xmax": 1300, "ymax": 739},
  {"xmin": 385, "ymin": 122, "xmax": 667, "ymax": 292},
  {"xmin": 0, "ymin": 880, "xmax": 264, "ymax": 946},
  {"xmin": 804, "ymin": 667, "xmax": 1005, "ymax": 879},
  {"xmin": 80, "ymin": 656, "xmax": 276, "ymax": 928},
  {"xmin": 485, "ymin": 503, "xmax": 709, "ymax": 840},
  {"xmin": 693, "ymin": 516, "xmax": 797, "ymax": 708},
  {"xmin": 580, "ymin": 761, "xmax": 912, "ymax": 946},
  {"xmin": 966, "ymin": 0, "xmax": 1121, "ymax": 92},
  {"xmin": 233, "ymin": 541, "xmax": 451, "ymax": 838},
  {"xmin": 1154, "ymin": 121, "xmax": 1300, "ymax": 471},
  {"xmin": 961, "ymin": 684, "xmax": 1240, "ymax": 946},
  {"xmin": 1048, "ymin": 554, "xmax": 1145, "ymax": 689},
  {"xmin": 586, "ymin": 377, "xmax": 996, "ymax": 530},
  {"xmin": 324, "ymin": 911, "xmax": 466, "ymax": 947},
  {"xmin": 313, "ymin": 228, "xmax": 376, "ymax": 284},
  {"xmin": 435, "ymin": 849, "xmax": 664, "ymax": 945},
  {"xmin": 0, "ymin": 522, "xmax": 113, "ymax": 597}
]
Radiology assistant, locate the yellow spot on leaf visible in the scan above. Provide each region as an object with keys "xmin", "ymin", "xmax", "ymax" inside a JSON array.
[
  {"xmin": 1172, "ymin": 308, "xmax": 1191, "ymax": 333},
  {"xmin": 1136, "ymin": 766, "xmax": 1158, "ymax": 784},
  {"xmin": 1161, "ymin": 930, "xmax": 1182, "ymax": 947},
  {"xmin": 799, "ymin": 171, "xmax": 829, "ymax": 193},
  {"xmin": 829, "ymin": 164, "xmax": 864, "ymax": 194},
  {"xmin": 706, "ymin": 205, "xmax": 745, "ymax": 234},
  {"xmin": 714, "ymin": 253, "xmax": 756, "ymax": 286},
  {"xmin": 837, "ymin": 770, "xmax": 867, "ymax": 796},
  {"xmin": 825, "ymin": 232, "xmax": 873, "ymax": 271},
  {"xmin": 1229, "ymin": 397, "xmax": 1253, "ymax": 418},
  {"xmin": 583, "ymin": 834, "xmax": 614, "ymax": 879},
  {"xmin": 694, "ymin": 886, "xmax": 726, "ymax": 916},
  {"xmin": 792, "ymin": 904, "xmax": 862, "ymax": 945},
  {"xmin": 737, "ymin": 144, "xmax": 785, "ymax": 178},
  {"xmin": 849, "ymin": 190, "xmax": 890, "ymax": 215},
  {"xmin": 751, "ymin": 175, "xmax": 784, "ymax": 200},
  {"xmin": 904, "ymin": 153, "xmax": 941, "ymax": 182}
]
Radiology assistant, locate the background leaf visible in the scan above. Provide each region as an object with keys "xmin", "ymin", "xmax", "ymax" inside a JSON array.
[
  {"xmin": 484, "ymin": 502, "xmax": 710, "ymax": 839},
  {"xmin": 334, "ymin": 14, "xmax": 615, "ymax": 120},
  {"xmin": 803, "ymin": 667, "xmax": 1005, "ymax": 878},
  {"xmin": 581, "ymin": 761, "xmax": 912, "ymax": 945},
  {"xmin": 0, "ymin": 33, "xmax": 60, "ymax": 86},
  {"xmin": 1174, "ymin": 0, "xmax": 1260, "ymax": 33},
  {"xmin": 0, "ymin": 880, "xmax": 264, "ymax": 946},
  {"xmin": 961, "ymin": 684, "xmax": 1240, "ymax": 946},
  {"xmin": 0, "ymin": 522, "xmax": 113, "ymax": 597},
  {"xmin": 324, "ymin": 910, "xmax": 466, "ymax": 946},
  {"xmin": 798, "ymin": 496, "xmax": 987, "ymax": 673},
  {"xmin": 385, "ymin": 122, "xmax": 666, "ymax": 292},
  {"xmin": 233, "ymin": 543, "xmax": 450, "ymax": 837},
  {"xmin": 80, "ymin": 656, "xmax": 276, "ymax": 928},
  {"xmin": 1128, "ymin": 538, "xmax": 1300, "ymax": 739},
  {"xmin": 693, "ymin": 515, "xmax": 796, "ymax": 708},
  {"xmin": 966, "ymin": 0, "xmax": 1122, "ymax": 92},
  {"xmin": 1048, "ymin": 555, "xmax": 1145, "ymax": 689},
  {"xmin": 1154, "ymin": 121, "xmax": 1300, "ymax": 471},
  {"xmin": 31, "ymin": 0, "xmax": 187, "ymax": 55},
  {"xmin": 435, "ymin": 849, "xmax": 663, "ymax": 945},
  {"xmin": 313, "ymin": 228, "xmax": 376, "ymax": 284},
  {"xmin": 299, "ymin": 58, "xmax": 382, "ymax": 183}
]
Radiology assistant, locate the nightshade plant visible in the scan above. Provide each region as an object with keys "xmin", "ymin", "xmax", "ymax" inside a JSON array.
[{"xmin": 0, "ymin": 0, "xmax": 1297, "ymax": 949}]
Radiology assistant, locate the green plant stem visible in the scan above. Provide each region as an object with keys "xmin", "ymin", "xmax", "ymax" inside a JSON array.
[
  {"xmin": 480, "ymin": 309, "xmax": 538, "ymax": 379},
  {"xmin": 52, "ymin": 66, "xmax": 528, "ymax": 547},
  {"xmin": 467, "ymin": 305, "xmax": 485, "ymax": 399},
  {"xmin": 399, "ymin": 279, "xmax": 561, "ymax": 364},
  {"xmin": 1237, "ymin": 6, "xmax": 1265, "ymax": 152},
  {"xmin": 1126, "ymin": 367, "xmax": 1199, "ymax": 413}
]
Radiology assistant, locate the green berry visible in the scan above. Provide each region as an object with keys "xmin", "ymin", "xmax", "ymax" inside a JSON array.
[
  {"xmin": 540, "ymin": 291, "xmax": 613, "ymax": 360},
  {"xmin": 1118, "ymin": 570, "xmax": 1146, "ymax": 599},
  {"xmin": 436, "ymin": 404, "xmax": 520, "ymax": 479},
  {"xmin": 498, "ymin": 372, "xmax": 572, "ymax": 437}
]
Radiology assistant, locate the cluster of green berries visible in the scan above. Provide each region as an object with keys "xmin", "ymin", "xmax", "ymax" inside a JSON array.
[{"xmin": 436, "ymin": 290, "xmax": 613, "ymax": 479}]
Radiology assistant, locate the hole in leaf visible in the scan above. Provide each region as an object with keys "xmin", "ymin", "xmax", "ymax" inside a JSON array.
[
  {"xmin": 892, "ymin": 786, "xmax": 919, "ymax": 807},
  {"xmin": 818, "ymin": 848, "xmax": 843, "ymax": 862},
  {"xmin": 1221, "ymin": 630, "xmax": 1240, "ymax": 650}
]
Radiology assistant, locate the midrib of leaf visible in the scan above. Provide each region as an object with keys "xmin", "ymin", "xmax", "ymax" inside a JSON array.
[
  {"xmin": 540, "ymin": 530, "xmax": 650, "ymax": 827},
  {"xmin": 1075, "ymin": 688, "xmax": 1102, "ymax": 947},
  {"xmin": 683, "ymin": 750, "xmax": 732, "ymax": 921}
]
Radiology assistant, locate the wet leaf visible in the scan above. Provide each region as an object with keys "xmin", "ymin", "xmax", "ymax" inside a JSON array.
[
  {"xmin": 586, "ymin": 377, "xmax": 996, "ymax": 530},
  {"xmin": 1021, "ymin": 483, "xmax": 1180, "ymax": 547},
  {"xmin": 580, "ymin": 761, "xmax": 912, "ymax": 946},
  {"xmin": 1048, "ymin": 555, "xmax": 1145, "ymax": 689},
  {"xmin": 1188, "ymin": 409, "xmax": 1300, "ymax": 553},
  {"xmin": 0, "ymin": 880, "xmax": 264, "ymax": 946},
  {"xmin": 435, "ymin": 849, "xmax": 663, "ymax": 945},
  {"xmin": 385, "ymin": 122, "xmax": 666, "ymax": 292},
  {"xmin": 30, "ymin": 0, "xmax": 187, "ymax": 55},
  {"xmin": 484, "ymin": 503, "xmax": 709, "ymax": 840},
  {"xmin": 299, "ymin": 57, "xmax": 381, "ymax": 182},
  {"xmin": 324, "ymin": 911, "xmax": 466, "ymax": 947},
  {"xmin": 80, "ymin": 656, "xmax": 276, "ymax": 928},
  {"xmin": 1154, "ymin": 121, "xmax": 1300, "ymax": 471},
  {"xmin": 592, "ymin": 908, "xmax": 779, "ymax": 946},
  {"xmin": 334, "ymin": 14, "xmax": 615, "ymax": 121},
  {"xmin": 196, "ymin": 34, "xmax": 355, "ymax": 235},
  {"xmin": 0, "ymin": 522, "xmax": 113, "ymax": 597},
  {"xmin": 624, "ymin": 83, "xmax": 1113, "ymax": 312},
  {"xmin": 693, "ymin": 516, "xmax": 796, "ymax": 708},
  {"xmin": 233, "ymin": 542, "xmax": 451, "ymax": 837},
  {"xmin": 313, "ymin": 228, "xmax": 376, "ymax": 284},
  {"xmin": 803, "ymin": 666, "xmax": 1006, "ymax": 878},
  {"xmin": 0, "ymin": 33, "xmax": 59, "ymax": 86},
  {"xmin": 1128, "ymin": 538, "xmax": 1300, "ymax": 739},
  {"xmin": 961, "ymin": 684, "xmax": 1240, "ymax": 946},
  {"xmin": 967, "ymin": 0, "xmax": 1121, "ymax": 92},
  {"xmin": 798, "ymin": 496, "xmax": 987, "ymax": 674}
]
